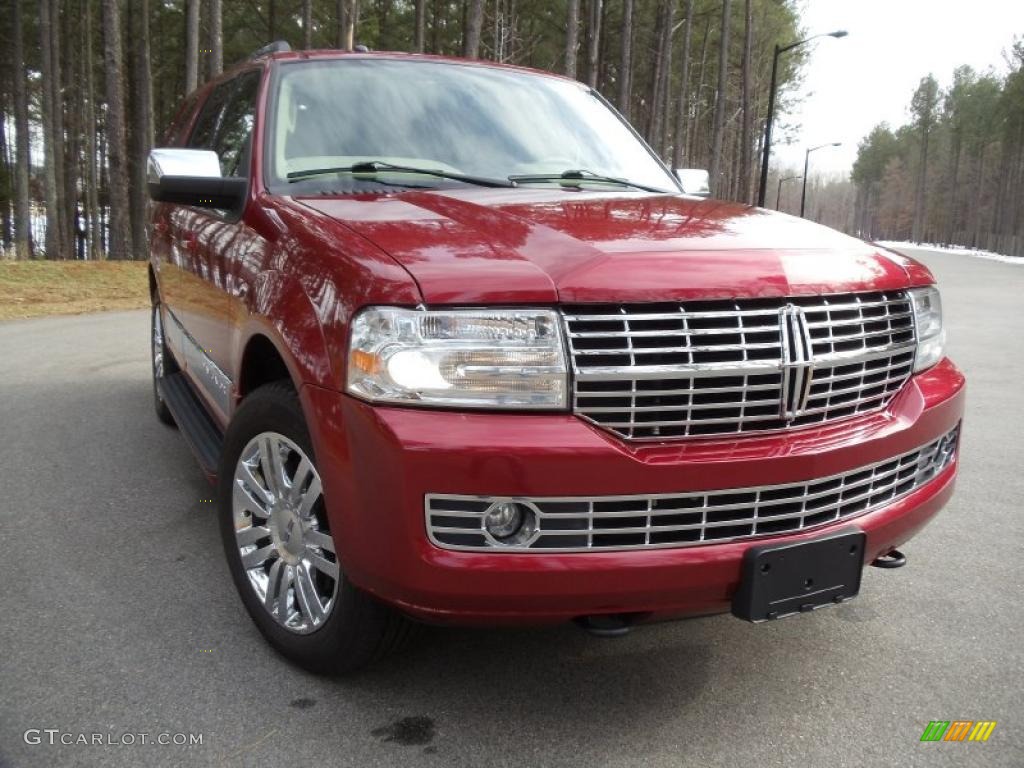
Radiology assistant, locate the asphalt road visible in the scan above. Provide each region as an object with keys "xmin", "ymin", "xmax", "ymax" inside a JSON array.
[{"xmin": 1, "ymin": 247, "xmax": 1021, "ymax": 768}]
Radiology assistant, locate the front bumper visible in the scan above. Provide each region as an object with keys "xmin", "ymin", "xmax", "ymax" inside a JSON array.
[{"xmin": 300, "ymin": 358, "xmax": 965, "ymax": 626}]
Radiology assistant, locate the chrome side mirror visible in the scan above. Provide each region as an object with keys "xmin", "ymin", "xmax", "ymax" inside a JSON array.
[
  {"xmin": 147, "ymin": 148, "xmax": 246, "ymax": 211},
  {"xmin": 674, "ymin": 168, "xmax": 711, "ymax": 197},
  {"xmin": 147, "ymin": 148, "xmax": 222, "ymax": 180}
]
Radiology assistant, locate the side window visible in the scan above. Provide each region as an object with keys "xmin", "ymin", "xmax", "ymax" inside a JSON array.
[
  {"xmin": 214, "ymin": 71, "xmax": 261, "ymax": 178},
  {"xmin": 188, "ymin": 82, "xmax": 234, "ymax": 152}
]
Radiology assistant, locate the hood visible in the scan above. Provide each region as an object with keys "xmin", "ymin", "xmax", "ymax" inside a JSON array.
[{"xmin": 297, "ymin": 189, "xmax": 931, "ymax": 304}]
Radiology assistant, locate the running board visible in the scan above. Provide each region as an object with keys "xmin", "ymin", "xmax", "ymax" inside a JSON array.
[{"xmin": 157, "ymin": 372, "xmax": 224, "ymax": 476}]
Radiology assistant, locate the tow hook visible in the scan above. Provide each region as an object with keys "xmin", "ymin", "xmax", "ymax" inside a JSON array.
[
  {"xmin": 574, "ymin": 614, "xmax": 634, "ymax": 637},
  {"xmin": 871, "ymin": 549, "xmax": 907, "ymax": 569}
]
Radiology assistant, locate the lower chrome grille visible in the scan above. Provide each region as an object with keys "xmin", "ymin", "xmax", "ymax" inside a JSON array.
[
  {"xmin": 425, "ymin": 425, "xmax": 959, "ymax": 552},
  {"xmin": 564, "ymin": 291, "xmax": 916, "ymax": 440}
]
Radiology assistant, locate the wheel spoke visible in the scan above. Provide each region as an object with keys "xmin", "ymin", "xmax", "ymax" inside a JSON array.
[
  {"xmin": 277, "ymin": 565, "xmax": 294, "ymax": 624},
  {"xmin": 293, "ymin": 563, "xmax": 326, "ymax": 625},
  {"xmin": 241, "ymin": 544, "xmax": 276, "ymax": 570},
  {"xmin": 264, "ymin": 559, "xmax": 284, "ymax": 614},
  {"xmin": 305, "ymin": 529, "xmax": 335, "ymax": 554},
  {"xmin": 289, "ymin": 457, "xmax": 313, "ymax": 505},
  {"xmin": 234, "ymin": 481, "xmax": 270, "ymax": 523},
  {"xmin": 235, "ymin": 525, "xmax": 270, "ymax": 547},
  {"xmin": 258, "ymin": 436, "xmax": 283, "ymax": 500},
  {"xmin": 296, "ymin": 476, "xmax": 322, "ymax": 519},
  {"xmin": 305, "ymin": 551, "xmax": 338, "ymax": 579},
  {"xmin": 238, "ymin": 462, "xmax": 273, "ymax": 508}
]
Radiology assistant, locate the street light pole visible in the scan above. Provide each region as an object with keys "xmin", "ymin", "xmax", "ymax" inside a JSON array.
[
  {"xmin": 776, "ymin": 174, "xmax": 802, "ymax": 210},
  {"xmin": 756, "ymin": 30, "xmax": 847, "ymax": 208},
  {"xmin": 800, "ymin": 142, "xmax": 841, "ymax": 218}
]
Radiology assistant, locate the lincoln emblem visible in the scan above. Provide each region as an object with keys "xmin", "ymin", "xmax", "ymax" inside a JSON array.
[{"xmin": 779, "ymin": 305, "xmax": 815, "ymax": 420}]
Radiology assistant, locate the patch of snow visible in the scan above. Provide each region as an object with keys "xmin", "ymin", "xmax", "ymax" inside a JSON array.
[{"xmin": 877, "ymin": 241, "xmax": 1023, "ymax": 265}]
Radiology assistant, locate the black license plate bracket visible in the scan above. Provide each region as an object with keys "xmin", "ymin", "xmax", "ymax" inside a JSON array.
[{"xmin": 732, "ymin": 528, "xmax": 866, "ymax": 622}]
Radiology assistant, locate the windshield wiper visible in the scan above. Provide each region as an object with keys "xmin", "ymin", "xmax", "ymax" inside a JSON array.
[
  {"xmin": 287, "ymin": 161, "xmax": 515, "ymax": 188},
  {"xmin": 508, "ymin": 169, "xmax": 670, "ymax": 194}
]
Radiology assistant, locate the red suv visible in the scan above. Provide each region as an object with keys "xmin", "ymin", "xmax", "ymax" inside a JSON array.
[{"xmin": 147, "ymin": 45, "xmax": 964, "ymax": 673}]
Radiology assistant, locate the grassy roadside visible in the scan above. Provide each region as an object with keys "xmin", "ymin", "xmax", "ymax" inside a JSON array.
[{"xmin": 0, "ymin": 260, "xmax": 149, "ymax": 320}]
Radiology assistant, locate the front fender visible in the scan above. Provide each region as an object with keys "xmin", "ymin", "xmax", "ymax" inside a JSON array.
[
  {"xmin": 232, "ymin": 268, "xmax": 333, "ymax": 404},
  {"xmin": 228, "ymin": 195, "xmax": 422, "ymax": 418}
]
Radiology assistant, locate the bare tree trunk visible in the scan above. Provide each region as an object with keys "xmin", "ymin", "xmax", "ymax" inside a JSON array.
[
  {"xmin": 185, "ymin": 0, "xmax": 200, "ymax": 94},
  {"xmin": 268, "ymin": 0, "xmax": 276, "ymax": 39},
  {"xmin": 647, "ymin": 0, "xmax": 673, "ymax": 153},
  {"xmin": 729, "ymin": 112, "xmax": 741, "ymax": 199},
  {"xmin": 377, "ymin": 0, "xmax": 393, "ymax": 48},
  {"xmin": 0, "ymin": 114, "xmax": 10, "ymax": 254},
  {"xmin": 970, "ymin": 146, "xmax": 986, "ymax": 248},
  {"xmin": 82, "ymin": 0, "xmax": 102, "ymax": 259},
  {"xmin": 51, "ymin": 0, "xmax": 70, "ymax": 255},
  {"xmin": 39, "ymin": 0, "xmax": 62, "ymax": 257},
  {"xmin": 490, "ymin": 0, "xmax": 501, "ymax": 61},
  {"xmin": 344, "ymin": 0, "xmax": 357, "ymax": 49},
  {"xmin": 493, "ymin": 0, "xmax": 519, "ymax": 63},
  {"xmin": 671, "ymin": 0, "xmax": 693, "ymax": 168},
  {"xmin": 657, "ymin": 0, "xmax": 675, "ymax": 156},
  {"xmin": 99, "ymin": 113, "xmax": 108, "ymax": 250},
  {"xmin": 690, "ymin": 15, "xmax": 710, "ymax": 164},
  {"xmin": 738, "ymin": 0, "xmax": 753, "ymax": 203},
  {"xmin": 584, "ymin": 0, "xmax": 601, "ymax": 88},
  {"xmin": 912, "ymin": 131, "xmax": 930, "ymax": 242},
  {"xmin": 564, "ymin": 0, "xmax": 579, "ymax": 78},
  {"xmin": 646, "ymin": 1, "xmax": 666, "ymax": 144},
  {"xmin": 414, "ymin": 0, "xmax": 426, "ymax": 52},
  {"xmin": 617, "ymin": 0, "xmax": 632, "ymax": 118},
  {"xmin": 505, "ymin": 0, "xmax": 524, "ymax": 62},
  {"xmin": 430, "ymin": 0, "xmax": 441, "ymax": 52},
  {"xmin": 130, "ymin": 0, "xmax": 154, "ymax": 261},
  {"xmin": 62, "ymin": 1, "xmax": 81, "ymax": 258},
  {"xmin": 102, "ymin": 0, "xmax": 131, "ymax": 261},
  {"xmin": 302, "ymin": 0, "xmax": 313, "ymax": 49},
  {"xmin": 708, "ymin": 0, "xmax": 731, "ymax": 196},
  {"xmin": 1010, "ymin": 125, "xmax": 1024, "ymax": 239},
  {"xmin": 11, "ymin": 0, "xmax": 33, "ymax": 259},
  {"xmin": 209, "ymin": 0, "xmax": 223, "ymax": 76},
  {"xmin": 943, "ymin": 135, "xmax": 961, "ymax": 245},
  {"xmin": 463, "ymin": 0, "xmax": 484, "ymax": 57}
]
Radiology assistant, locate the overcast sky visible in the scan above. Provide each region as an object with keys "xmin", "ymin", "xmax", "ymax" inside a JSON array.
[{"xmin": 771, "ymin": 0, "xmax": 1024, "ymax": 177}]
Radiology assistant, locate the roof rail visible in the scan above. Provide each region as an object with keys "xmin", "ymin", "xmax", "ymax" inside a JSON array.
[{"xmin": 251, "ymin": 40, "xmax": 291, "ymax": 59}]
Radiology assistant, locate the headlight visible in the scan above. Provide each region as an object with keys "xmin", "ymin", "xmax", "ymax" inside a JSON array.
[
  {"xmin": 909, "ymin": 286, "xmax": 944, "ymax": 372},
  {"xmin": 346, "ymin": 307, "xmax": 568, "ymax": 409}
]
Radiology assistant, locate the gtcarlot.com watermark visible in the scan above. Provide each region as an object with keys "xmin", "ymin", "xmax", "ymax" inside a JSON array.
[{"xmin": 24, "ymin": 729, "xmax": 203, "ymax": 747}]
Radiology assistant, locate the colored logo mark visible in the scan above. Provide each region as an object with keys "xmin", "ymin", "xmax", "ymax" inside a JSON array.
[{"xmin": 920, "ymin": 721, "xmax": 997, "ymax": 742}]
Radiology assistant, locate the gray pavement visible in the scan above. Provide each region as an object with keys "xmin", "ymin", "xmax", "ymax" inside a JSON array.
[{"xmin": 0, "ymin": 247, "xmax": 1021, "ymax": 767}]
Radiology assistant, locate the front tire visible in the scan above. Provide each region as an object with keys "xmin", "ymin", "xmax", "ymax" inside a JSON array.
[{"xmin": 217, "ymin": 382, "xmax": 411, "ymax": 674}]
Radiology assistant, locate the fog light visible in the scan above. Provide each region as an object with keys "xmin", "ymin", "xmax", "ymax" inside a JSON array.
[{"xmin": 482, "ymin": 501, "xmax": 538, "ymax": 546}]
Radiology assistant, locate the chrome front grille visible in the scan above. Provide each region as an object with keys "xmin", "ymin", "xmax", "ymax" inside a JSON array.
[
  {"xmin": 425, "ymin": 425, "xmax": 959, "ymax": 552},
  {"xmin": 564, "ymin": 291, "xmax": 916, "ymax": 440}
]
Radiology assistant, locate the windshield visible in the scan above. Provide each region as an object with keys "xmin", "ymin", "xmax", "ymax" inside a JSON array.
[{"xmin": 268, "ymin": 58, "xmax": 677, "ymax": 193}]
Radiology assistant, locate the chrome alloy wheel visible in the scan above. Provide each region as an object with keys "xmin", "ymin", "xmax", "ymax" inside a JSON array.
[
  {"xmin": 152, "ymin": 306, "xmax": 165, "ymax": 379},
  {"xmin": 232, "ymin": 432, "xmax": 339, "ymax": 634}
]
